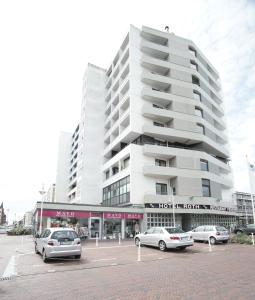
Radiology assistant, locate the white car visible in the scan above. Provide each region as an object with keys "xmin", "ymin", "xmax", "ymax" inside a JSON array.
[
  {"xmin": 0, "ymin": 226, "xmax": 7, "ymax": 234},
  {"xmin": 134, "ymin": 227, "xmax": 193, "ymax": 251},
  {"xmin": 190, "ymin": 225, "xmax": 229, "ymax": 244},
  {"xmin": 35, "ymin": 228, "xmax": 82, "ymax": 262}
]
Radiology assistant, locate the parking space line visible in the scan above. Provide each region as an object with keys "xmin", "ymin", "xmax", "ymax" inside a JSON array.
[
  {"xmin": 2, "ymin": 255, "xmax": 17, "ymax": 278},
  {"xmin": 84, "ymin": 244, "xmax": 134, "ymax": 250},
  {"xmin": 91, "ymin": 258, "xmax": 117, "ymax": 262}
]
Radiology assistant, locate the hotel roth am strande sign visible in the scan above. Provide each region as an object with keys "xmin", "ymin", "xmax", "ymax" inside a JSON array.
[{"xmin": 145, "ymin": 203, "xmax": 236, "ymax": 212}]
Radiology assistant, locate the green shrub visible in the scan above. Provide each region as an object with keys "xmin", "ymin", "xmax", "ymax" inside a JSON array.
[{"xmin": 230, "ymin": 234, "xmax": 253, "ymax": 245}]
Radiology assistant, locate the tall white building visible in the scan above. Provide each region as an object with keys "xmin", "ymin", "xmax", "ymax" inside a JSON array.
[{"xmin": 56, "ymin": 25, "xmax": 236, "ymax": 230}]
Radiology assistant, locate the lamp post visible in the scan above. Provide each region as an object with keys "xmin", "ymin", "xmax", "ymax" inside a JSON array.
[
  {"xmin": 39, "ymin": 185, "xmax": 46, "ymax": 235},
  {"xmin": 169, "ymin": 180, "xmax": 176, "ymax": 227}
]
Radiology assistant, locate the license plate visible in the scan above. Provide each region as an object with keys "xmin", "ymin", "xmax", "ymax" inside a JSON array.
[
  {"xmin": 60, "ymin": 241, "xmax": 72, "ymax": 245},
  {"xmin": 181, "ymin": 236, "xmax": 188, "ymax": 240}
]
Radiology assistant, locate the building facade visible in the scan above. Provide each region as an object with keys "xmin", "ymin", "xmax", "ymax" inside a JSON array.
[
  {"xmin": 0, "ymin": 202, "xmax": 7, "ymax": 225},
  {"xmin": 56, "ymin": 25, "xmax": 236, "ymax": 231},
  {"xmin": 234, "ymin": 191, "xmax": 255, "ymax": 225}
]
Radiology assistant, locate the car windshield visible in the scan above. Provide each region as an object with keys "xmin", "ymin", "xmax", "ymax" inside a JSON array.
[
  {"xmin": 51, "ymin": 230, "xmax": 78, "ymax": 240},
  {"xmin": 165, "ymin": 228, "xmax": 185, "ymax": 234},
  {"xmin": 216, "ymin": 226, "xmax": 227, "ymax": 231}
]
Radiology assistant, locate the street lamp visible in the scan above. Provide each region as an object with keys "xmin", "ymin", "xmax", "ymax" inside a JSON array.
[
  {"xmin": 168, "ymin": 180, "xmax": 176, "ymax": 227},
  {"xmin": 39, "ymin": 184, "xmax": 46, "ymax": 235}
]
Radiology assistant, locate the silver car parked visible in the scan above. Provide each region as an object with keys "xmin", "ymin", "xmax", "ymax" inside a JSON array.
[
  {"xmin": 35, "ymin": 228, "xmax": 82, "ymax": 262},
  {"xmin": 134, "ymin": 227, "xmax": 193, "ymax": 251},
  {"xmin": 190, "ymin": 225, "xmax": 229, "ymax": 244}
]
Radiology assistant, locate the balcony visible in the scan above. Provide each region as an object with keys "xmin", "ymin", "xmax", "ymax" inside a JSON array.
[
  {"xmin": 141, "ymin": 54, "xmax": 170, "ymax": 75},
  {"xmin": 141, "ymin": 71, "xmax": 171, "ymax": 91},
  {"xmin": 143, "ymin": 165, "xmax": 232, "ymax": 188},
  {"xmin": 142, "ymin": 124, "xmax": 229, "ymax": 158}
]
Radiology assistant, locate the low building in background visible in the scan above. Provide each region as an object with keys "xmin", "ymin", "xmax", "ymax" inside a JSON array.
[
  {"xmin": 23, "ymin": 211, "xmax": 33, "ymax": 227},
  {"xmin": 233, "ymin": 191, "xmax": 255, "ymax": 225}
]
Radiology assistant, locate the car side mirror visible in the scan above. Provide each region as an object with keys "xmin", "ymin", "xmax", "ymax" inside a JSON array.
[
  {"xmin": 144, "ymin": 231, "xmax": 147, "ymax": 235},
  {"xmin": 35, "ymin": 233, "xmax": 40, "ymax": 238}
]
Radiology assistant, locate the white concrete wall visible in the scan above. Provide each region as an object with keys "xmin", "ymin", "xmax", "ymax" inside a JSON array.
[
  {"xmin": 79, "ymin": 64, "xmax": 106, "ymax": 204},
  {"xmin": 55, "ymin": 132, "xmax": 72, "ymax": 202}
]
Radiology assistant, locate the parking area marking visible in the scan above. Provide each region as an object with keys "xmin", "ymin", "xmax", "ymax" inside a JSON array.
[
  {"xmin": 2, "ymin": 255, "xmax": 17, "ymax": 278},
  {"xmin": 84, "ymin": 244, "xmax": 135, "ymax": 250},
  {"xmin": 91, "ymin": 258, "xmax": 117, "ymax": 262}
]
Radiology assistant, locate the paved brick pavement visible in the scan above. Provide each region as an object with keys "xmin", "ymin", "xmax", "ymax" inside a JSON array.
[{"xmin": 0, "ymin": 239, "xmax": 255, "ymax": 300}]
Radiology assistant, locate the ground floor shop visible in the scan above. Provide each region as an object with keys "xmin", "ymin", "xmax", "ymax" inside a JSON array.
[
  {"xmin": 33, "ymin": 201, "xmax": 237, "ymax": 239},
  {"xmin": 33, "ymin": 203, "xmax": 143, "ymax": 240}
]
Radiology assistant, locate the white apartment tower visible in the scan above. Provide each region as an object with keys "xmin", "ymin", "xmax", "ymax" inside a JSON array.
[{"xmin": 56, "ymin": 25, "xmax": 235, "ymax": 230}]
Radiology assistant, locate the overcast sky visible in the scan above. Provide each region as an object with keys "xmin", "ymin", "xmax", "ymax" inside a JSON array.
[{"xmin": 0, "ymin": 0, "xmax": 254, "ymax": 222}]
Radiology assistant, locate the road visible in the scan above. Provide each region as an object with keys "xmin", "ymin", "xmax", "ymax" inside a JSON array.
[{"xmin": 1, "ymin": 236, "xmax": 255, "ymax": 299}]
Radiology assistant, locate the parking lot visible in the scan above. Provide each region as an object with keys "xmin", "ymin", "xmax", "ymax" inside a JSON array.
[{"xmin": 1, "ymin": 236, "xmax": 255, "ymax": 300}]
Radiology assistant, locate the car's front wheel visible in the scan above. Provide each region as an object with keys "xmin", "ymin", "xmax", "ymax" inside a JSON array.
[
  {"xmin": 135, "ymin": 237, "xmax": 140, "ymax": 246},
  {"xmin": 209, "ymin": 237, "xmax": 216, "ymax": 245},
  {"xmin": 158, "ymin": 240, "xmax": 166, "ymax": 251},
  {"xmin": 42, "ymin": 249, "xmax": 48, "ymax": 263},
  {"xmin": 222, "ymin": 240, "xmax": 228, "ymax": 244}
]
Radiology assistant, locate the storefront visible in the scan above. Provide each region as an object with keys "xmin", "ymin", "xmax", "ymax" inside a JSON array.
[{"xmin": 33, "ymin": 202, "xmax": 144, "ymax": 240}]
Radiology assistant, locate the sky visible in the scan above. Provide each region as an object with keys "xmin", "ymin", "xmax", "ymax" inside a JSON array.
[{"xmin": 0, "ymin": 0, "xmax": 254, "ymax": 223}]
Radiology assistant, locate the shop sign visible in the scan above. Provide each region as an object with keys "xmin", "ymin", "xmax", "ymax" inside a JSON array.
[
  {"xmin": 124, "ymin": 213, "xmax": 143, "ymax": 220},
  {"xmin": 104, "ymin": 212, "xmax": 123, "ymax": 219},
  {"xmin": 145, "ymin": 203, "xmax": 236, "ymax": 212},
  {"xmin": 38, "ymin": 209, "xmax": 90, "ymax": 219},
  {"xmin": 103, "ymin": 212, "xmax": 144, "ymax": 219},
  {"xmin": 91, "ymin": 212, "xmax": 102, "ymax": 218}
]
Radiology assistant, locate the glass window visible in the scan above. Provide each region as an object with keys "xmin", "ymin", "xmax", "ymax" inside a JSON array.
[
  {"xmin": 155, "ymin": 159, "xmax": 167, "ymax": 167},
  {"xmin": 51, "ymin": 230, "xmax": 78, "ymax": 240},
  {"xmin": 153, "ymin": 121, "xmax": 164, "ymax": 127},
  {"xmin": 165, "ymin": 228, "xmax": 185, "ymax": 234},
  {"xmin": 192, "ymin": 75, "xmax": 200, "ymax": 86},
  {"xmin": 200, "ymin": 159, "xmax": 209, "ymax": 171},
  {"xmin": 202, "ymin": 179, "xmax": 211, "ymax": 197},
  {"xmin": 156, "ymin": 183, "xmax": 167, "ymax": 195},
  {"xmin": 146, "ymin": 228, "xmax": 154, "ymax": 234},
  {"xmin": 193, "ymin": 226, "xmax": 205, "ymax": 232},
  {"xmin": 123, "ymin": 157, "xmax": 130, "ymax": 168}
]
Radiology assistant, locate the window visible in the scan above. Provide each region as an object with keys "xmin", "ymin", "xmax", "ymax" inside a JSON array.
[
  {"xmin": 153, "ymin": 104, "xmax": 164, "ymax": 109},
  {"xmin": 112, "ymin": 166, "xmax": 119, "ymax": 175},
  {"xmin": 154, "ymin": 121, "xmax": 164, "ymax": 127},
  {"xmin": 200, "ymin": 159, "xmax": 209, "ymax": 171},
  {"xmin": 156, "ymin": 183, "xmax": 168, "ymax": 195},
  {"xmin": 202, "ymin": 179, "xmax": 211, "ymax": 197},
  {"xmin": 155, "ymin": 159, "xmax": 167, "ymax": 167},
  {"xmin": 105, "ymin": 170, "xmax": 110, "ymax": 180},
  {"xmin": 197, "ymin": 124, "xmax": 205, "ymax": 135},
  {"xmin": 192, "ymin": 75, "xmax": 200, "ymax": 86},
  {"xmin": 102, "ymin": 175, "xmax": 130, "ymax": 206},
  {"xmin": 123, "ymin": 157, "xmax": 130, "ymax": 168}
]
